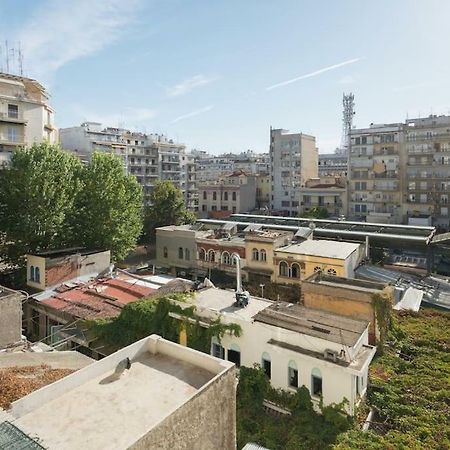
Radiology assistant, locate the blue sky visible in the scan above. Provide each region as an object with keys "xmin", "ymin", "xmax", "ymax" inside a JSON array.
[{"xmin": 1, "ymin": 0, "xmax": 450, "ymax": 154}]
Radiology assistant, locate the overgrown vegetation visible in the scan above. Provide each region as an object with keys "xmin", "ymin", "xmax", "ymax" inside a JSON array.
[
  {"xmin": 334, "ymin": 309, "xmax": 450, "ymax": 450},
  {"xmin": 372, "ymin": 293, "xmax": 392, "ymax": 354},
  {"xmin": 88, "ymin": 293, "xmax": 241, "ymax": 353},
  {"xmin": 301, "ymin": 207, "xmax": 329, "ymax": 219},
  {"xmin": 237, "ymin": 366, "xmax": 352, "ymax": 450}
]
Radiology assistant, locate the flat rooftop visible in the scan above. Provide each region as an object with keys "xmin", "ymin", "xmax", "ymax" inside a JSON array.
[
  {"xmin": 275, "ymin": 239, "xmax": 360, "ymax": 260},
  {"xmin": 193, "ymin": 288, "xmax": 272, "ymax": 322},
  {"xmin": 28, "ymin": 247, "xmax": 106, "ymax": 259},
  {"xmin": 304, "ymin": 273, "xmax": 386, "ymax": 293},
  {"xmin": 255, "ymin": 303, "xmax": 368, "ymax": 347},
  {"xmin": 10, "ymin": 336, "xmax": 233, "ymax": 450}
]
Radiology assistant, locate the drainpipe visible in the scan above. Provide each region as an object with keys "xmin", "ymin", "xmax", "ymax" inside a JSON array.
[{"xmin": 365, "ymin": 235, "xmax": 370, "ymax": 260}]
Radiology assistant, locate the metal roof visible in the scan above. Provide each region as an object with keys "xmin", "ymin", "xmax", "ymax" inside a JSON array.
[
  {"xmin": 242, "ymin": 443, "xmax": 271, "ymax": 450},
  {"xmin": 0, "ymin": 421, "xmax": 44, "ymax": 449}
]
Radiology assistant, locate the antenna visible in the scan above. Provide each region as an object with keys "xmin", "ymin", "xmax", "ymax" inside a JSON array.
[
  {"xmin": 339, "ymin": 93, "xmax": 355, "ymax": 155},
  {"xmin": 5, "ymin": 40, "xmax": 9, "ymax": 73},
  {"xmin": 18, "ymin": 41, "xmax": 24, "ymax": 76}
]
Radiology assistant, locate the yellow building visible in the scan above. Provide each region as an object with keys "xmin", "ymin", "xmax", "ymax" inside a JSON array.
[
  {"xmin": 256, "ymin": 174, "xmax": 270, "ymax": 209},
  {"xmin": 272, "ymin": 239, "xmax": 363, "ymax": 285},
  {"xmin": 243, "ymin": 230, "xmax": 292, "ymax": 283}
]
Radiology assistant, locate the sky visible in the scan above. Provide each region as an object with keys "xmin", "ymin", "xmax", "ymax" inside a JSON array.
[{"xmin": 1, "ymin": 0, "xmax": 450, "ymax": 154}]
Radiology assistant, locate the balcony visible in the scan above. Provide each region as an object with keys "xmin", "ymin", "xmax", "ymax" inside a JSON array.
[
  {"xmin": 0, "ymin": 132, "xmax": 25, "ymax": 146},
  {"xmin": 0, "ymin": 111, "xmax": 27, "ymax": 124},
  {"xmin": 373, "ymin": 183, "xmax": 398, "ymax": 191}
]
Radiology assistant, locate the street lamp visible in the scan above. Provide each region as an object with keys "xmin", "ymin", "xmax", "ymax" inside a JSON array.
[{"xmin": 259, "ymin": 283, "xmax": 265, "ymax": 298}]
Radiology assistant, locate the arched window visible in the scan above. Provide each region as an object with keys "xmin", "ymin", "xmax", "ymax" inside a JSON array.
[
  {"xmin": 260, "ymin": 249, "xmax": 267, "ymax": 262},
  {"xmin": 222, "ymin": 251, "xmax": 230, "ymax": 265},
  {"xmin": 261, "ymin": 352, "xmax": 271, "ymax": 379},
  {"xmin": 279, "ymin": 261, "xmax": 288, "ymax": 277},
  {"xmin": 327, "ymin": 268, "xmax": 337, "ymax": 276},
  {"xmin": 224, "ymin": 191, "xmax": 228, "ymax": 201},
  {"xmin": 311, "ymin": 368, "xmax": 322, "ymax": 397},
  {"xmin": 184, "ymin": 248, "xmax": 190, "ymax": 260},
  {"xmin": 208, "ymin": 250, "xmax": 215, "ymax": 262},
  {"xmin": 178, "ymin": 247, "xmax": 183, "ymax": 259},
  {"xmin": 213, "ymin": 191, "xmax": 217, "ymax": 201},
  {"xmin": 163, "ymin": 247, "xmax": 168, "ymax": 258},
  {"xmin": 288, "ymin": 360, "xmax": 298, "ymax": 388},
  {"xmin": 199, "ymin": 248, "xmax": 206, "ymax": 260},
  {"xmin": 291, "ymin": 263, "xmax": 301, "ymax": 279},
  {"xmin": 35, "ymin": 267, "xmax": 40, "ymax": 283},
  {"xmin": 29, "ymin": 265, "xmax": 35, "ymax": 281},
  {"xmin": 252, "ymin": 248, "xmax": 259, "ymax": 261},
  {"xmin": 314, "ymin": 266, "xmax": 322, "ymax": 273},
  {"xmin": 231, "ymin": 253, "xmax": 237, "ymax": 265},
  {"xmin": 232, "ymin": 191, "xmax": 237, "ymax": 201}
]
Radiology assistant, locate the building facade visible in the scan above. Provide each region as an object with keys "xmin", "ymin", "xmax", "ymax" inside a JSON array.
[
  {"xmin": 270, "ymin": 128, "xmax": 318, "ymax": 216},
  {"xmin": 318, "ymin": 152, "xmax": 348, "ymax": 177},
  {"xmin": 0, "ymin": 72, "xmax": 57, "ymax": 166},
  {"xmin": 60, "ymin": 123, "xmax": 195, "ymax": 207}
]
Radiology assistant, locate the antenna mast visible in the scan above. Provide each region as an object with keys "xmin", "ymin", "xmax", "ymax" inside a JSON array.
[{"xmin": 339, "ymin": 93, "xmax": 355, "ymax": 155}]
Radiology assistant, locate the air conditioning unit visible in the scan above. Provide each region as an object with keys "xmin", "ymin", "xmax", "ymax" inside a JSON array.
[{"xmin": 324, "ymin": 349, "xmax": 339, "ymax": 362}]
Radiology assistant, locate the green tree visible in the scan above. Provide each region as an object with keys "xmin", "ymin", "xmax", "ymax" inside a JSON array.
[
  {"xmin": 70, "ymin": 152, "xmax": 143, "ymax": 261},
  {"xmin": 144, "ymin": 180, "xmax": 196, "ymax": 241},
  {"xmin": 302, "ymin": 207, "xmax": 329, "ymax": 219},
  {"xmin": 0, "ymin": 143, "xmax": 82, "ymax": 267}
]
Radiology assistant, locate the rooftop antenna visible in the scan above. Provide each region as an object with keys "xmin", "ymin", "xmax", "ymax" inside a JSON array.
[
  {"xmin": 18, "ymin": 42, "xmax": 24, "ymax": 76},
  {"xmin": 5, "ymin": 40, "xmax": 9, "ymax": 73}
]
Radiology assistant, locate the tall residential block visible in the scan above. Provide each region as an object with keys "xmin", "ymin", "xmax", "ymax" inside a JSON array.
[
  {"xmin": 0, "ymin": 72, "xmax": 57, "ymax": 166},
  {"xmin": 269, "ymin": 127, "xmax": 318, "ymax": 216},
  {"xmin": 60, "ymin": 122, "xmax": 196, "ymax": 207}
]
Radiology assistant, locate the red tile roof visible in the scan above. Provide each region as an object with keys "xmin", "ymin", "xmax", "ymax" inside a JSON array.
[{"xmin": 40, "ymin": 277, "xmax": 156, "ymax": 320}]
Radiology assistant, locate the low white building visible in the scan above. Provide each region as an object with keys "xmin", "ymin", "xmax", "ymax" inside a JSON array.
[
  {"xmin": 179, "ymin": 288, "xmax": 375, "ymax": 415},
  {"xmin": 3, "ymin": 335, "xmax": 236, "ymax": 450}
]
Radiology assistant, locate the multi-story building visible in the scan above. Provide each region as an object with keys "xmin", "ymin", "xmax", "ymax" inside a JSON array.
[
  {"xmin": 60, "ymin": 122, "xmax": 195, "ymax": 207},
  {"xmin": 256, "ymin": 173, "xmax": 271, "ymax": 209},
  {"xmin": 348, "ymin": 123, "xmax": 405, "ymax": 224},
  {"xmin": 270, "ymin": 128, "xmax": 318, "ymax": 216},
  {"xmin": 404, "ymin": 115, "xmax": 450, "ymax": 228},
  {"xmin": 0, "ymin": 72, "xmax": 57, "ymax": 166},
  {"xmin": 198, "ymin": 170, "xmax": 257, "ymax": 218},
  {"xmin": 318, "ymin": 152, "xmax": 348, "ymax": 177},
  {"xmin": 180, "ymin": 151, "xmax": 198, "ymax": 210}
]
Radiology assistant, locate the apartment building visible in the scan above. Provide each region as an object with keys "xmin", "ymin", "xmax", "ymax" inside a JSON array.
[
  {"xmin": 198, "ymin": 170, "xmax": 257, "ymax": 218},
  {"xmin": 0, "ymin": 72, "xmax": 57, "ymax": 166},
  {"xmin": 348, "ymin": 123, "xmax": 405, "ymax": 224},
  {"xmin": 60, "ymin": 122, "xmax": 195, "ymax": 206},
  {"xmin": 404, "ymin": 115, "xmax": 450, "ymax": 228},
  {"xmin": 270, "ymin": 128, "xmax": 318, "ymax": 216},
  {"xmin": 318, "ymin": 152, "xmax": 348, "ymax": 177}
]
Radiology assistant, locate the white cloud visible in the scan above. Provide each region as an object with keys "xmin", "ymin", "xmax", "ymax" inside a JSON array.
[
  {"xmin": 17, "ymin": 0, "xmax": 142, "ymax": 79},
  {"xmin": 338, "ymin": 75, "xmax": 355, "ymax": 85},
  {"xmin": 166, "ymin": 75, "xmax": 217, "ymax": 97},
  {"xmin": 265, "ymin": 58, "xmax": 362, "ymax": 91},
  {"xmin": 171, "ymin": 105, "xmax": 214, "ymax": 124}
]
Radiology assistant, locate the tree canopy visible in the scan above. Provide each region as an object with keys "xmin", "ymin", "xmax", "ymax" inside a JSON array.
[
  {"xmin": 0, "ymin": 144, "xmax": 143, "ymax": 268},
  {"xmin": 302, "ymin": 207, "xmax": 329, "ymax": 219},
  {"xmin": 143, "ymin": 180, "xmax": 196, "ymax": 241}
]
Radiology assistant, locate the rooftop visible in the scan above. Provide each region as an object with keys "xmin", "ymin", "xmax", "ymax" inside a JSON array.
[
  {"xmin": 304, "ymin": 272, "xmax": 386, "ymax": 293},
  {"xmin": 28, "ymin": 247, "xmax": 105, "ymax": 259},
  {"xmin": 255, "ymin": 303, "xmax": 368, "ymax": 347},
  {"xmin": 275, "ymin": 239, "xmax": 360, "ymax": 260},
  {"xmin": 8, "ymin": 335, "xmax": 234, "ymax": 450}
]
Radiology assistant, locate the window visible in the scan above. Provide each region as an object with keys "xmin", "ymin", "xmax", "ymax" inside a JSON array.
[
  {"xmin": 262, "ymin": 352, "xmax": 271, "ymax": 379},
  {"xmin": 260, "ymin": 249, "xmax": 267, "ymax": 262},
  {"xmin": 199, "ymin": 248, "xmax": 206, "ymax": 260},
  {"xmin": 327, "ymin": 268, "xmax": 337, "ymax": 276},
  {"xmin": 232, "ymin": 206, "xmax": 236, "ymax": 213},
  {"xmin": 228, "ymin": 344, "xmax": 241, "ymax": 368},
  {"xmin": 203, "ymin": 191, "xmax": 207, "ymax": 200},
  {"xmin": 361, "ymin": 136, "xmax": 367, "ymax": 144},
  {"xmin": 163, "ymin": 247, "xmax": 168, "ymax": 258},
  {"xmin": 232, "ymin": 192, "xmax": 237, "ymax": 201},
  {"xmin": 224, "ymin": 191, "xmax": 228, "ymax": 201},
  {"xmin": 212, "ymin": 343, "xmax": 224, "ymax": 359},
  {"xmin": 252, "ymin": 248, "xmax": 259, "ymax": 261},
  {"xmin": 35, "ymin": 267, "xmax": 40, "ymax": 283},
  {"xmin": 311, "ymin": 368, "xmax": 322, "ymax": 397},
  {"xmin": 279, "ymin": 261, "xmax": 288, "ymax": 277},
  {"xmin": 222, "ymin": 251, "xmax": 230, "ymax": 265},
  {"xmin": 184, "ymin": 248, "xmax": 190, "ymax": 260},
  {"xmin": 291, "ymin": 263, "xmax": 301, "ymax": 279},
  {"xmin": 441, "ymin": 207, "xmax": 448, "ymax": 216},
  {"xmin": 7, "ymin": 127, "xmax": 18, "ymax": 142},
  {"xmin": 29, "ymin": 265, "xmax": 35, "ymax": 281},
  {"xmin": 178, "ymin": 247, "xmax": 183, "ymax": 259},
  {"xmin": 202, "ymin": 205, "xmax": 207, "ymax": 211},
  {"xmin": 213, "ymin": 191, "xmax": 217, "ymax": 201},
  {"xmin": 314, "ymin": 266, "xmax": 322, "ymax": 273},
  {"xmin": 207, "ymin": 250, "xmax": 215, "ymax": 262},
  {"xmin": 288, "ymin": 361, "xmax": 298, "ymax": 388},
  {"xmin": 8, "ymin": 104, "xmax": 18, "ymax": 118}
]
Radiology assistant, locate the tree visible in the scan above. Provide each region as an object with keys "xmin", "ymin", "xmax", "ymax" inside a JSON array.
[
  {"xmin": 302, "ymin": 207, "xmax": 329, "ymax": 219},
  {"xmin": 70, "ymin": 152, "xmax": 143, "ymax": 261},
  {"xmin": 144, "ymin": 180, "xmax": 196, "ymax": 241},
  {"xmin": 0, "ymin": 143, "xmax": 82, "ymax": 267}
]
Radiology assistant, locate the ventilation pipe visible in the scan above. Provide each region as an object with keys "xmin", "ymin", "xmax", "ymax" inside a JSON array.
[{"xmin": 232, "ymin": 253, "xmax": 249, "ymax": 307}]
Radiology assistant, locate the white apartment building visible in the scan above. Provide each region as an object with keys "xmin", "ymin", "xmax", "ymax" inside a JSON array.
[
  {"xmin": 318, "ymin": 152, "xmax": 348, "ymax": 177},
  {"xmin": 60, "ymin": 122, "xmax": 195, "ymax": 207},
  {"xmin": 270, "ymin": 128, "xmax": 318, "ymax": 216},
  {"xmin": 0, "ymin": 72, "xmax": 57, "ymax": 166},
  {"xmin": 348, "ymin": 123, "xmax": 405, "ymax": 224},
  {"xmin": 175, "ymin": 288, "xmax": 375, "ymax": 416}
]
